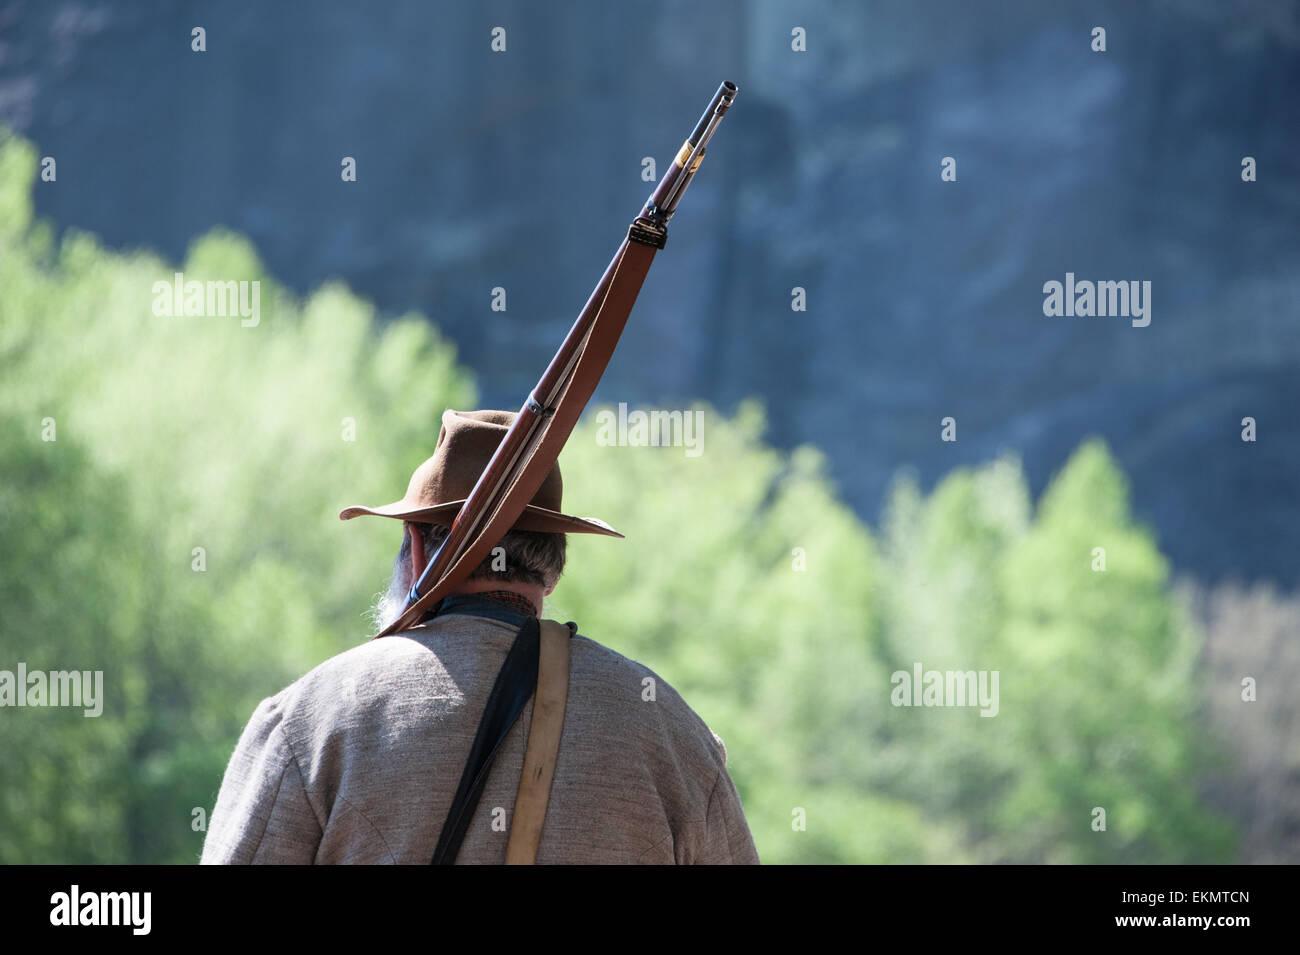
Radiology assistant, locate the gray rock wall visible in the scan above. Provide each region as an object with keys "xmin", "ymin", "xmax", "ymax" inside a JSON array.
[{"xmin": 4, "ymin": 0, "xmax": 1296, "ymax": 584}]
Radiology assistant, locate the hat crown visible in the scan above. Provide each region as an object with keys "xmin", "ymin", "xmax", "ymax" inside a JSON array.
[
  {"xmin": 406, "ymin": 409, "xmax": 564, "ymax": 516},
  {"xmin": 338, "ymin": 408, "xmax": 619, "ymax": 538}
]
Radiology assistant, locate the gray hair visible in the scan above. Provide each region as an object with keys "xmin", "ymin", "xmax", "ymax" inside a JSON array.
[{"xmin": 370, "ymin": 523, "xmax": 566, "ymax": 633}]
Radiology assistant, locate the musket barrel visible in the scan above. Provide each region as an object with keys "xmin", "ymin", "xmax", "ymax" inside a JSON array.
[
  {"xmin": 686, "ymin": 81, "xmax": 738, "ymax": 147},
  {"xmin": 644, "ymin": 81, "xmax": 738, "ymax": 224}
]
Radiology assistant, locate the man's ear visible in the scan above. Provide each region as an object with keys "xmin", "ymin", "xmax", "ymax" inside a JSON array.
[{"xmin": 408, "ymin": 523, "xmax": 428, "ymax": 581}]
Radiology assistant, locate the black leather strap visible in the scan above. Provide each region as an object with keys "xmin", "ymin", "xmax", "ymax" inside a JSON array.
[{"xmin": 430, "ymin": 617, "xmax": 540, "ymax": 865}]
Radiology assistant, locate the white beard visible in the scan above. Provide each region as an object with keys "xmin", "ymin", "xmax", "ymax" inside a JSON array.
[{"xmin": 370, "ymin": 550, "xmax": 412, "ymax": 636}]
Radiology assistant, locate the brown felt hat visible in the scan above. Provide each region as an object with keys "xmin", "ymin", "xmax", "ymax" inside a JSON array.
[{"xmin": 339, "ymin": 408, "xmax": 622, "ymax": 537}]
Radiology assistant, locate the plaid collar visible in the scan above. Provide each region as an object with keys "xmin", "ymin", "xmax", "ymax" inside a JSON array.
[{"xmin": 471, "ymin": 590, "xmax": 540, "ymax": 618}]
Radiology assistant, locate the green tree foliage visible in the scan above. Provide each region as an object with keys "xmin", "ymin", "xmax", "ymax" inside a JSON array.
[
  {"xmin": 0, "ymin": 131, "xmax": 474, "ymax": 862},
  {"xmin": 0, "ymin": 132, "xmax": 1234, "ymax": 863},
  {"xmin": 870, "ymin": 446, "xmax": 1234, "ymax": 862}
]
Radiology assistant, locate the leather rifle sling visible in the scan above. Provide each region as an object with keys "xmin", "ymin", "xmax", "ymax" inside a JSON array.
[{"xmin": 505, "ymin": 618, "xmax": 574, "ymax": 864}]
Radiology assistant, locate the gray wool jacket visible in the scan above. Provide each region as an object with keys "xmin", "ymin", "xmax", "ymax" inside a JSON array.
[{"xmin": 200, "ymin": 597, "xmax": 760, "ymax": 864}]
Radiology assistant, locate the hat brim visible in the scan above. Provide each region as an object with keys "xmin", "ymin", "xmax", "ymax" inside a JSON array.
[{"xmin": 339, "ymin": 499, "xmax": 623, "ymax": 538}]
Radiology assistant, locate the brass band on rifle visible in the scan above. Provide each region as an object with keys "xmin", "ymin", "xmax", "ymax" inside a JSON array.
[{"xmin": 674, "ymin": 140, "xmax": 705, "ymax": 172}]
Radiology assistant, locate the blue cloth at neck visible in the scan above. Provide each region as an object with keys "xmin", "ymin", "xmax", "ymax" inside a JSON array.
[{"xmin": 429, "ymin": 592, "xmax": 534, "ymax": 628}]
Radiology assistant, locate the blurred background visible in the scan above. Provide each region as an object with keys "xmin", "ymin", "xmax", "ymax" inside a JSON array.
[{"xmin": 0, "ymin": 0, "xmax": 1296, "ymax": 863}]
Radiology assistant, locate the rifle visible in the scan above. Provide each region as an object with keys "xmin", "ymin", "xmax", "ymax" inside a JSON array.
[{"xmin": 377, "ymin": 80, "xmax": 738, "ymax": 638}]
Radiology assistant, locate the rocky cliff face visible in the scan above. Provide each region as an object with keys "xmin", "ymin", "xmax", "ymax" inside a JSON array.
[{"xmin": 4, "ymin": 0, "xmax": 1296, "ymax": 585}]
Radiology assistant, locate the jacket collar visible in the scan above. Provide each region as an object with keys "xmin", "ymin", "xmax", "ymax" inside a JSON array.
[{"xmin": 424, "ymin": 591, "xmax": 537, "ymax": 628}]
